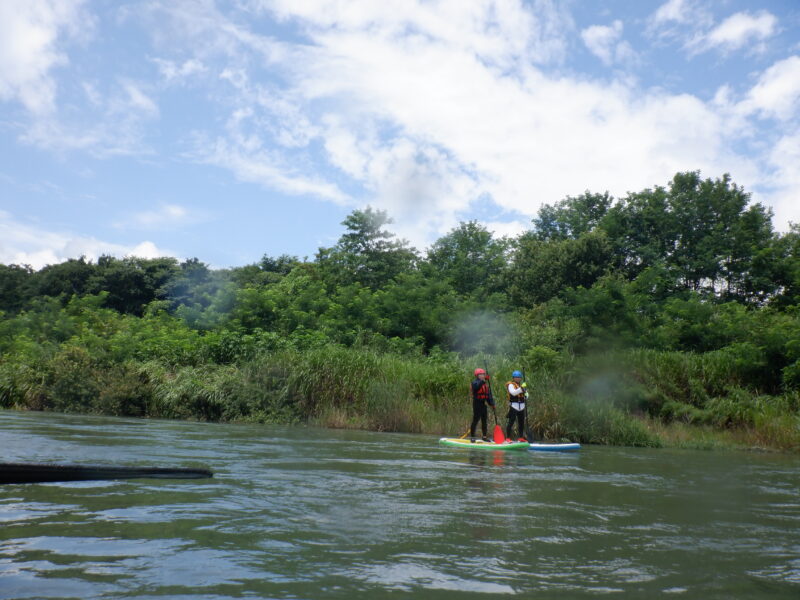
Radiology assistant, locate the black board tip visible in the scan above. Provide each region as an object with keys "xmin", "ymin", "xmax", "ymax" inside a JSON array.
[{"xmin": 0, "ymin": 462, "xmax": 213, "ymax": 485}]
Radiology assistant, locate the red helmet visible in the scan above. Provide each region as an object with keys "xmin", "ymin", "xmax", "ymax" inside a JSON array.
[{"xmin": 474, "ymin": 368, "xmax": 486, "ymax": 376}]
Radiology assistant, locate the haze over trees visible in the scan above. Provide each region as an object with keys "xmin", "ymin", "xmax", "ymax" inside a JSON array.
[{"xmin": 1, "ymin": 172, "xmax": 799, "ymax": 450}]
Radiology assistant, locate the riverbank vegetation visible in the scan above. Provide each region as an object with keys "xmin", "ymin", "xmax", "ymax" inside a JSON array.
[{"xmin": 2, "ymin": 171, "xmax": 799, "ymax": 451}]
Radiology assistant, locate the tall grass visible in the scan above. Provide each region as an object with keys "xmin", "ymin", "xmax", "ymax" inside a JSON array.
[{"xmin": 2, "ymin": 343, "xmax": 798, "ymax": 451}]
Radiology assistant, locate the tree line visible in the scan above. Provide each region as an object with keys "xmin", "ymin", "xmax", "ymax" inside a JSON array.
[{"xmin": 1, "ymin": 171, "xmax": 799, "ymax": 449}]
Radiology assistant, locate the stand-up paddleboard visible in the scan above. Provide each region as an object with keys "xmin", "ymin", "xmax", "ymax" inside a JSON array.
[
  {"xmin": 439, "ymin": 438, "xmax": 529, "ymax": 451},
  {"xmin": 528, "ymin": 442, "xmax": 580, "ymax": 452},
  {"xmin": 0, "ymin": 462, "xmax": 213, "ymax": 485}
]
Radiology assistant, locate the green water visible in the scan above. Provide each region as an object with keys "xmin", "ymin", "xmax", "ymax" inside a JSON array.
[{"xmin": 0, "ymin": 410, "xmax": 798, "ymax": 599}]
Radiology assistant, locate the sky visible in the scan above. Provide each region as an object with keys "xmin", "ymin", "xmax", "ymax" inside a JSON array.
[{"xmin": 1, "ymin": 0, "xmax": 799, "ymax": 270}]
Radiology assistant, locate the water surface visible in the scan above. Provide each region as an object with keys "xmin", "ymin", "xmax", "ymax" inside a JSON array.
[{"xmin": 1, "ymin": 410, "xmax": 798, "ymax": 599}]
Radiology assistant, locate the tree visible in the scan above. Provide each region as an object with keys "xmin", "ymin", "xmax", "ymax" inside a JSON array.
[
  {"xmin": 423, "ymin": 221, "xmax": 509, "ymax": 299},
  {"xmin": 0, "ymin": 263, "xmax": 34, "ymax": 313},
  {"xmin": 601, "ymin": 172, "xmax": 775, "ymax": 302},
  {"xmin": 161, "ymin": 258, "xmax": 214, "ymax": 309},
  {"xmin": 508, "ymin": 230, "xmax": 613, "ymax": 307},
  {"xmin": 31, "ymin": 257, "xmax": 97, "ymax": 300},
  {"xmin": 316, "ymin": 207, "xmax": 417, "ymax": 290},
  {"xmin": 90, "ymin": 256, "xmax": 179, "ymax": 315},
  {"xmin": 259, "ymin": 254, "xmax": 300, "ymax": 275},
  {"xmin": 532, "ymin": 191, "xmax": 613, "ymax": 241},
  {"xmin": 602, "ymin": 185, "xmax": 676, "ymax": 277},
  {"xmin": 375, "ymin": 272, "xmax": 461, "ymax": 349},
  {"xmin": 752, "ymin": 225, "xmax": 800, "ymax": 308},
  {"xmin": 228, "ymin": 255, "xmax": 301, "ymax": 287}
]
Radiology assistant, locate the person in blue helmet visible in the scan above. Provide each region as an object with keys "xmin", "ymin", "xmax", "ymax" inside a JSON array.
[{"xmin": 505, "ymin": 370, "xmax": 527, "ymax": 441}]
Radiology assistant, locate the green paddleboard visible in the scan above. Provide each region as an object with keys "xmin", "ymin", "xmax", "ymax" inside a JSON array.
[{"xmin": 439, "ymin": 438, "xmax": 529, "ymax": 451}]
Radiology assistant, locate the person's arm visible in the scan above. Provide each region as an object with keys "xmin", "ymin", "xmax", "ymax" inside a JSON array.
[
  {"xmin": 508, "ymin": 383, "xmax": 524, "ymax": 398},
  {"xmin": 471, "ymin": 380, "xmax": 481, "ymax": 400}
]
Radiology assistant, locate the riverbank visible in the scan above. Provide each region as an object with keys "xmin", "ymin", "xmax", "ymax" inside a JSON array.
[{"xmin": 2, "ymin": 344, "xmax": 798, "ymax": 452}]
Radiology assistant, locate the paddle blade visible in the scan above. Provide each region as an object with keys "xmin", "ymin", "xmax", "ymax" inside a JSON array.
[{"xmin": 493, "ymin": 424, "xmax": 505, "ymax": 444}]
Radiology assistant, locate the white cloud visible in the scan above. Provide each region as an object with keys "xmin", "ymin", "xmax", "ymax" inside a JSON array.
[
  {"xmin": 265, "ymin": 0, "xmax": 572, "ymax": 67},
  {"xmin": 136, "ymin": 0, "xmax": 800, "ymax": 238},
  {"xmin": 651, "ymin": 0, "xmax": 691, "ymax": 25},
  {"xmin": 0, "ymin": 0, "xmax": 88, "ymax": 114},
  {"xmin": 740, "ymin": 56, "xmax": 800, "ymax": 121},
  {"xmin": 704, "ymin": 11, "xmax": 777, "ymax": 52},
  {"xmin": 153, "ymin": 57, "xmax": 206, "ymax": 82},
  {"xmin": 19, "ymin": 77, "xmax": 161, "ymax": 156},
  {"xmin": 764, "ymin": 129, "xmax": 800, "ymax": 229},
  {"xmin": 18, "ymin": 0, "xmax": 783, "ymax": 249},
  {"xmin": 114, "ymin": 204, "xmax": 198, "ymax": 230},
  {"xmin": 484, "ymin": 219, "xmax": 528, "ymax": 240},
  {"xmin": 650, "ymin": 5, "xmax": 778, "ymax": 57},
  {"xmin": 0, "ymin": 211, "xmax": 175, "ymax": 269},
  {"xmin": 0, "ymin": 2, "xmax": 158, "ymax": 157},
  {"xmin": 133, "ymin": 204, "xmax": 188, "ymax": 227},
  {"xmin": 648, "ymin": 0, "xmax": 728, "ymax": 53},
  {"xmin": 581, "ymin": 20, "xmax": 636, "ymax": 67},
  {"xmin": 289, "ymin": 16, "xmax": 746, "ymax": 209},
  {"xmin": 119, "ymin": 80, "xmax": 159, "ymax": 116},
  {"xmin": 197, "ymin": 136, "xmax": 350, "ymax": 204},
  {"xmin": 648, "ymin": 0, "xmax": 712, "ymax": 34}
]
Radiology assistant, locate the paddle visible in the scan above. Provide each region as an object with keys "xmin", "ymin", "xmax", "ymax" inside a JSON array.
[
  {"xmin": 485, "ymin": 362, "xmax": 505, "ymax": 444},
  {"xmin": 491, "ymin": 405, "xmax": 505, "ymax": 444},
  {"xmin": 522, "ymin": 368, "xmax": 535, "ymax": 442}
]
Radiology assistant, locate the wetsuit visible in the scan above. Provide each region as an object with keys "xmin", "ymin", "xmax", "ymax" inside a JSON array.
[{"xmin": 470, "ymin": 377, "xmax": 494, "ymax": 440}]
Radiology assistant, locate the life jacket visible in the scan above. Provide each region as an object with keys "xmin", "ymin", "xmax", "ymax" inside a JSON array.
[
  {"xmin": 507, "ymin": 381, "xmax": 525, "ymax": 403},
  {"xmin": 472, "ymin": 378, "xmax": 491, "ymax": 401}
]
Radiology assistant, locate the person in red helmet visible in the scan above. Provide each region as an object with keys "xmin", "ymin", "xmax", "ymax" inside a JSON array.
[{"xmin": 470, "ymin": 368, "xmax": 494, "ymax": 442}]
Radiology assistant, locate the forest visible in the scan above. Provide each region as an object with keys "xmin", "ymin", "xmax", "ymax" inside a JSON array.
[{"xmin": 1, "ymin": 171, "xmax": 799, "ymax": 451}]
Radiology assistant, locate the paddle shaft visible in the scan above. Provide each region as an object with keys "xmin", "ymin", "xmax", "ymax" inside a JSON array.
[
  {"xmin": 522, "ymin": 368, "xmax": 535, "ymax": 442},
  {"xmin": 485, "ymin": 362, "xmax": 505, "ymax": 443}
]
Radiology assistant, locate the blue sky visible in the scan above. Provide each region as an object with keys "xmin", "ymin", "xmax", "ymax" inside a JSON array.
[{"xmin": 1, "ymin": 0, "xmax": 799, "ymax": 269}]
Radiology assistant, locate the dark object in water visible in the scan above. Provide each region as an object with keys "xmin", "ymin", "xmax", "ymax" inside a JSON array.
[{"xmin": 0, "ymin": 462, "xmax": 213, "ymax": 484}]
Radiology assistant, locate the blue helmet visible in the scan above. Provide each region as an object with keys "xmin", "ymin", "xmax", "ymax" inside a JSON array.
[{"xmin": 512, "ymin": 370, "xmax": 523, "ymax": 378}]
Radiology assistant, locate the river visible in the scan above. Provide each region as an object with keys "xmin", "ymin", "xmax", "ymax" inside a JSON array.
[{"xmin": 0, "ymin": 410, "xmax": 798, "ymax": 599}]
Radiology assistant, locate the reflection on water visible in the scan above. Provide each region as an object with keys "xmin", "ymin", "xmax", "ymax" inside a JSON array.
[{"xmin": 1, "ymin": 410, "xmax": 799, "ymax": 599}]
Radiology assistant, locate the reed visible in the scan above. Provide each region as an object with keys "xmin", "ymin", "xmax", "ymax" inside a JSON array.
[{"xmin": 2, "ymin": 340, "xmax": 798, "ymax": 451}]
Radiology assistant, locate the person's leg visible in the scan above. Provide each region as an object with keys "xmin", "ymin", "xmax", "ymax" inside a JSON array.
[
  {"xmin": 516, "ymin": 410, "xmax": 525, "ymax": 439},
  {"xmin": 505, "ymin": 407, "xmax": 514, "ymax": 439},
  {"xmin": 469, "ymin": 398, "xmax": 481, "ymax": 439},
  {"xmin": 480, "ymin": 404, "xmax": 488, "ymax": 439}
]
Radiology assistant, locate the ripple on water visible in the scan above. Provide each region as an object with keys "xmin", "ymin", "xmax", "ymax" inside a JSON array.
[{"xmin": 2, "ymin": 412, "xmax": 799, "ymax": 599}]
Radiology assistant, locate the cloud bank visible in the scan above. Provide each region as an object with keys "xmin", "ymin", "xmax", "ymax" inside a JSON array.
[
  {"xmin": 0, "ymin": 211, "xmax": 174, "ymax": 269},
  {"xmin": 2, "ymin": 0, "xmax": 798, "ymax": 265}
]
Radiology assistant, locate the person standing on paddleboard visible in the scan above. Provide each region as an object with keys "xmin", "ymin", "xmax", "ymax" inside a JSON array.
[
  {"xmin": 505, "ymin": 370, "xmax": 527, "ymax": 441},
  {"xmin": 470, "ymin": 368, "xmax": 494, "ymax": 442}
]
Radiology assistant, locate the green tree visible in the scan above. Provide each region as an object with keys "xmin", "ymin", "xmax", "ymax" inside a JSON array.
[
  {"xmin": 508, "ymin": 230, "xmax": 613, "ymax": 306},
  {"xmin": 602, "ymin": 185, "xmax": 676, "ymax": 278},
  {"xmin": 0, "ymin": 263, "xmax": 34, "ymax": 313},
  {"xmin": 667, "ymin": 172, "xmax": 772, "ymax": 296},
  {"xmin": 755, "ymin": 226, "xmax": 800, "ymax": 308},
  {"xmin": 423, "ymin": 221, "xmax": 509, "ymax": 300},
  {"xmin": 601, "ymin": 172, "xmax": 775, "ymax": 301},
  {"xmin": 375, "ymin": 272, "xmax": 461, "ymax": 349},
  {"xmin": 31, "ymin": 256, "xmax": 97, "ymax": 300},
  {"xmin": 532, "ymin": 191, "xmax": 613, "ymax": 241},
  {"xmin": 89, "ymin": 256, "xmax": 179, "ymax": 315},
  {"xmin": 316, "ymin": 207, "xmax": 417, "ymax": 290}
]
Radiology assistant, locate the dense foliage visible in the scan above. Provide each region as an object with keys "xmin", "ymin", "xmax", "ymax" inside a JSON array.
[{"xmin": 2, "ymin": 172, "xmax": 799, "ymax": 450}]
